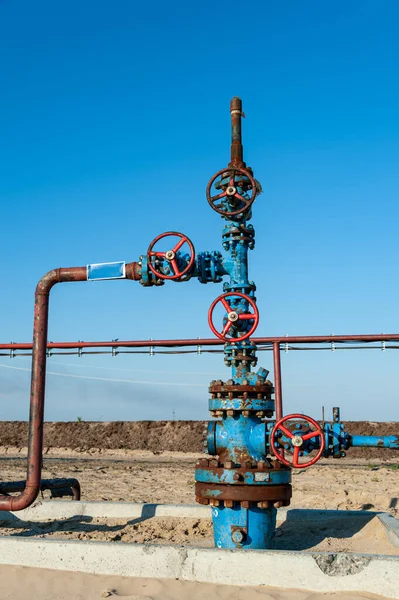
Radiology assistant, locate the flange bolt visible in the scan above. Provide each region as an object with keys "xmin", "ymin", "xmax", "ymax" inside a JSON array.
[{"xmin": 232, "ymin": 529, "xmax": 246, "ymax": 544}]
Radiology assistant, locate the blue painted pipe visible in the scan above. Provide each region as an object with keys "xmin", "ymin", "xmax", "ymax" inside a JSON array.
[
  {"xmin": 212, "ymin": 504, "xmax": 277, "ymax": 549},
  {"xmin": 350, "ymin": 435, "xmax": 399, "ymax": 449}
]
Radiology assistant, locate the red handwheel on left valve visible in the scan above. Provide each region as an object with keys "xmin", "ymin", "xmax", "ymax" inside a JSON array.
[
  {"xmin": 147, "ymin": 232, "xmax": 195, "ymax": 281},
  {"xmin": 208, "ymin": 292, "xmax": 259, "ymax": 342}
]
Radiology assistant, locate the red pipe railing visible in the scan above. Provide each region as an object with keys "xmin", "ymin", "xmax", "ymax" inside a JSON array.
[{"xmin": 1, "ymin": 333, "xmax": 398, "ymax": 350}]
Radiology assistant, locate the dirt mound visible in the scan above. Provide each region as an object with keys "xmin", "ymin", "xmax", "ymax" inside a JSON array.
[
  {"xmin": 0, "ymin": 420, "xmax": 397, "ymax": 458},
  {"xmin": 0, "ymin": 421, "xmax": 205, "ymax": 453}
]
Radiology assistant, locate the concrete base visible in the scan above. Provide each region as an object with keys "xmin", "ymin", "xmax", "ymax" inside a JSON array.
[{"xmin": 0, "ymin": 502, "xmax": 398, "ymax": 598}]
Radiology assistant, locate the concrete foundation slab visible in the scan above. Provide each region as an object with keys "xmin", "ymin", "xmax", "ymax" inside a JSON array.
[{"xmin": 0, "ymin": 537, "xmax": 397, "ymax": 597}]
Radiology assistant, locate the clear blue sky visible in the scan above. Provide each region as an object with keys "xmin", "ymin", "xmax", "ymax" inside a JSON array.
[{"xmin": 1, "ymin": 0, "xmax": 398, "ymax": 422}]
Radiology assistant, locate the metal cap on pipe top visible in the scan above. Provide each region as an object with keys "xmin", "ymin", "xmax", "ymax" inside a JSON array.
[{"xmin": 229, "ymin": 96, "xmax": 246, "ymax": 168}]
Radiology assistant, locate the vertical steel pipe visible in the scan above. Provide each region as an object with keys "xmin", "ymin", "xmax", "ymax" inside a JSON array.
[
  {"xmin": 229, "ymin": 97, "xmax": 245, "ymax": 168},
  {"xmin": 273, "ymin": 342, "xmax": 283, "ymax": 420},
  {"xmin": 0, "ymin": 262, "xmax": 140, "ymax": 512}
]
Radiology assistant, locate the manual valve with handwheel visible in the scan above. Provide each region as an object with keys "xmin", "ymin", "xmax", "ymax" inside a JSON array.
[
  {"xmin": 147, "ymin": 232, "xmax": 195, "ymax": 281},
  {"xmin": 271, "ymin": 414, "xmax": 325, "ymax": 468},
  {"xmin": 206, "ymin": 167, "xmax": 258, "ymax": 217},
  {"xmin": 208, "ymin": 291, "xmax": 259, "ymax": 341}
]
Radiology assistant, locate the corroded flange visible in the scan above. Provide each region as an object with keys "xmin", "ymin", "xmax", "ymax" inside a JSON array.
[{"xmin": 195, "ymin": 482, "xmax": 292, "ymax": 506}]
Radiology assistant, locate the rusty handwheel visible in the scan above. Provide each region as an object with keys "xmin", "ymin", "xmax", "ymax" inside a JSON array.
[{"xmin": 206, "ymin": 167, "xmax": 257, "ymax": 217}]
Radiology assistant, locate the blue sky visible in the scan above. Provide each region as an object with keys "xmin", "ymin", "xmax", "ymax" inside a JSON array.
[{"xmin": 0, "ymin": 0, "xmax": 398, "ymax": 422}]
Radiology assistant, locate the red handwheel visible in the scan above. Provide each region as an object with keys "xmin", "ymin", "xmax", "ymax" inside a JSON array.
[
  {"xmin": 206, "ymin": 167, "xmax": 257, "ymax": 217},
  {"xmin": 147, "ymin": 232, "xmax": 195, "ymax": 281},
  {"xmin": 271, "ymin": 414, "xmax": 325, "ymax": 469},
  {"xmin": 208, "ymin": 292, "xmax": 259, "ymax": 342}
]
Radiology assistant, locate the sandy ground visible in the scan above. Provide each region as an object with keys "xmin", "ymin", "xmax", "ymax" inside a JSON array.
[
  {"xmin": 0, "ymin": 565, "xmax": 391, "ymax": 600},
  {"xmin": 0, "ymin": 449, "xmax": 399, "ymax": 598},
  {"xmin": 1, "ymin": 447, "xmax": 398, "ymax": 515},
  {"xmin": 0, "ymin": 448, "xmax": 398, "ymax": 556}
]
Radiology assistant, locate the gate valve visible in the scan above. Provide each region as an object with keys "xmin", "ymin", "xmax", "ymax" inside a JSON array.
[
  {"xmin": 208, "ymin": 291, "xmax": 259, "ymax": 342},
  {"xmin": 147, "ymin": 232, "xmax": 195, "ymax": 281},
  {"xmin": 271, "ymin": 414, "xmax": 325, "ymax": 469},
  {"xmin": 206, "ymin": 167, "xmax": 258, "ymax": 217}
]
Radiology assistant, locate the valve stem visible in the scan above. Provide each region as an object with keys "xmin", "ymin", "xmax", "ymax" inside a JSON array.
[{"xmin": 229, "ymin": 97, "xmax": 246, "ymax": 169}]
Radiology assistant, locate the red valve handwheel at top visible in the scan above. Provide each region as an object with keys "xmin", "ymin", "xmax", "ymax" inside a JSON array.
[
  {"xmin": 271, "ymin": 414, "xmax": 325, "ymax": 469},
  {"xmin": 147, "ymin": 232, "xmax": 195, "ymax": 281},
  {"xmin": 208, "ymin": 291, "xmax": 259, "ymax": 342},
  {"xmin": 206, "ymin": 167, "xmax": 258, "ymax": 217}
]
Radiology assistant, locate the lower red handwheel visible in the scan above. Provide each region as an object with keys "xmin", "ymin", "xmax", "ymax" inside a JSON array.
[
  {"xmin": 271, "ymin": 414, "xmax": 325, "ymax": 469},
  {"xmin": 208, "ymin": 291, "xmax": 259, "ymax": 342}
]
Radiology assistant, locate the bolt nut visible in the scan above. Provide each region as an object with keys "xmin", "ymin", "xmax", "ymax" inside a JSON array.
[
  {"xmin": 242, "ymin": 410, "xmax": 250, "ymax": 418},
  {"xmin": 197, "ymin": 497, "xmax": 210, "ymax": 505},
  {"xmin": 209, "ymin": 499, "xmax": 220, "ymax": 507},
  {"xmin": 226, "ymin": 409, "xmax": 234, "ymax": 417},
  {"xmin": 225, "ymin": 500, "xmax": 234, "ymax": 508},
  {"xmin": 233, "ymin": 473, "xmax": 242, "ymax": 481},
  {"xmin": 274, "ymin": 501, "xmax": 283, "ymax": 508},
  {"xmin": 224, "ymin": 461, "xmax": 234, "ymax": 469},
  {"xmin": 257, "ymin": 501, "xmax": 270, "ymax": 509},
  {"xmin": 241, "ymin": 501, "xmax": 250, "ymax": 509},
  {"xmin": 231, "ymin": 529, "xmax": 245, "ymax": 544}
]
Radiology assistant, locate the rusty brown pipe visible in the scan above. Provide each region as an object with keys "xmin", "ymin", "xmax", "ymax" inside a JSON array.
[
  {"xmin": 1, "ymin": 332, "xmax": 397, "ymax": 351},
  {"xmin": 273, "ymin": 342, "xmax": 283, "ymax": 420},
  {"xmin": 229, "ymin": 97, "xmax": 246, "ymax": 169},
  {"xmin": 0, "ymin": 262, "xmax": 140, "ymax": 512},
  {"xmin": 0, "ymin": 478, "xmax": 81, "ymax": 501}
]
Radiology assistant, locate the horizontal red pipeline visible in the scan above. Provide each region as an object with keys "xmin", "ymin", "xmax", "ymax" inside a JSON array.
[{"xmin": 0, "ymin": 333, "xmax": 398, "ymax": 350}]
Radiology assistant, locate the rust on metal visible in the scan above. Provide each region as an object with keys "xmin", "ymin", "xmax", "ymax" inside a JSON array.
[
  {"xmin": 195, "ymin": 481, "xmax": 292, "ymax": 503},
  {"xmin": 2, "ymin": 333, "xmax": 399, "ymax": 351},
  {"xmin": 0, "ymin": 478, "xmax": 81, "ymax": 501},
  {"xmin": 125, "ymin": 261, "xmax": 142, "ymax": 281},
  {"xmin": 209, "ymin": 383, "xmax": 273, "ymax": 395},
  {"xmin": 0, "ymin": 261, "xmax": 145, "ymax": 512},
  {"xmin": 229, "ymin": 96, "xmax": 246, "ymax": 169},
  {"xmin": 0, "ymin": 267, "xmax": 87, "ymax": 512},
  {"xmin": 198, "ymin": 463, "xmax": 290, "ymax": 483},
  {"xmin": 273, "ymin": 342, "xmax": 283, "ymax": 421}
]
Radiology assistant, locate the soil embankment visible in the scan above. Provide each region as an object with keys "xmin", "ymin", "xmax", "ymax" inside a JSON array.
[{"xmin": 0, "ymin": 420, "xmax": 397, "ymax": 459}]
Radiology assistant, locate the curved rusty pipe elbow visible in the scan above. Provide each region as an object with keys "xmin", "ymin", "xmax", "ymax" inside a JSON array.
[
  {"xmin": 0, "ymin": 267, "xmax": 86, "ymax": 511},
  {"xmin": 0, "ymin": 261, "xmax": 141, "ymax": 512}
]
